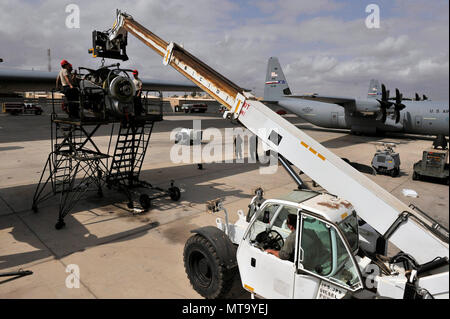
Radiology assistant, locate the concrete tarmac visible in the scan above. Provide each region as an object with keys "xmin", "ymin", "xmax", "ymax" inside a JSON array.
[{"xmin": 0, "ymin": 110, "xmax": 448, "ymax": 298}]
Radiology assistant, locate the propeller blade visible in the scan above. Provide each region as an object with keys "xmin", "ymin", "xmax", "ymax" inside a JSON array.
[
  {"xmin": 390, "ymin": 88, "xmax": 405, "ymax": 123},
  {"xmin": 395, "ymin": 88, "xmax": 402, "ymax": 104},
  {"xmin": 376, "ymin": 83, "xmax": 394, "ymax": 123},
  {"xmin": 395, "ymin": 109, "xmax": 401, "ymax": 124},
  {"xmin": 381, "ymin": 84, "xmax": 386, "ymax": 100}
]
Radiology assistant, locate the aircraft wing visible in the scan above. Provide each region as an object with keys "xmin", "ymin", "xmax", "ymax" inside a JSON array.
[
  {"xmin": 285, "ymin": 94, "xmax": 355, "ymax": 107},
  {"xmin": 141, "ymin": 78, "xmax": 202, "ymax": 92},
  {"xmin": 0, "ymin": 69, "xmax": 202, "ymax": 93},
  {"xmin": 0, "ymin": 69, "xmax": 57, "ymax": 93}
]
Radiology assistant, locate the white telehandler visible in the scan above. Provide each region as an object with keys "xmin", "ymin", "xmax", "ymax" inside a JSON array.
[{"xmin": 97, "ymin": 10, "xmax": 449, "ymax": 299}]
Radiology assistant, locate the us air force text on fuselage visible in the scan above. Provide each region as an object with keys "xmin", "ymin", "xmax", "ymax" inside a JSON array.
[{"xmin": 181, "ymin": 303, "xmax": 269, "ymax": 317}]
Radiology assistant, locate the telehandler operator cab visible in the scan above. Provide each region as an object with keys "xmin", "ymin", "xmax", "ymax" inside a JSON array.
[{"xmin": 241, "ymin": 191, "xmax": 364, "ymax": 297}]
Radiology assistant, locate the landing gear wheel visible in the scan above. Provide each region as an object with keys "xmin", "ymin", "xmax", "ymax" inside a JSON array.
[
  {"xmin": 139, "ymin": 194, "xmax": 151, "ymax": 210},
  {"xmin": 55, "ymin": 220, "xmax": 66, "ymax": 230},
  {"xmin": 183, "ymin": 234, "xmax": 235, "ymax": 299},
  {"xmin": 169, "ymin": 186, "xmax": 181, "ymax": 201},
  {"xmin": 127, "ymin": 201, "xmax": 134, "ymax": 209}
]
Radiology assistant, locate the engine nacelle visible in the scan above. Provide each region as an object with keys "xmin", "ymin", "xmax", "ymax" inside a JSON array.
[{"xmin": 353, "ymin": 99, "xmax": 382, "ymax": 113}]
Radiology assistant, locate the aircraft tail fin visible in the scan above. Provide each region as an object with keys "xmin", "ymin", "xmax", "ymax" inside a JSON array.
[
  {"xmin": 367, "ymin": 79, "xmax": 381, "ymax": 99},
  {"xmin": 263, "ymin": 57, "xmax": 291, "ymax": 102}
]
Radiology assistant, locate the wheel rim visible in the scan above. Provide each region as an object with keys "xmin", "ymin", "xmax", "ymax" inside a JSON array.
[{"xmin": 190, "ymin": 251, "xmax": 212, "ymax": 288}]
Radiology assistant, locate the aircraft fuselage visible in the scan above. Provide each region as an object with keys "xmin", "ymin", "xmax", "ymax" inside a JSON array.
[{"xmin": 278, "ymin": 99, "xmax": 449, "ymax": 136}]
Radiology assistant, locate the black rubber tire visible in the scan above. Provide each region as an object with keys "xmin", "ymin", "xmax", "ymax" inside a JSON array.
[
  {"xmin": 169, "ymin": 186, "xmax": 181, "ymax": 201},
  {"xmin": 412, "ymin": 171, "xmax": 419, "ymax": 180},
  {"xmin": 183, "ymin": 234, "xmax": 236, "ymax": 299},
  {"xmin": 55, "ymin": 220, "xmax": 66, "ymax": 230},
  {"xmin": 139, "ymin": 194, "xmax": 151, "ymax": 210},
  {"xmin": 32, "ymin": 204, "xmax": 38, "ymax": 213}
]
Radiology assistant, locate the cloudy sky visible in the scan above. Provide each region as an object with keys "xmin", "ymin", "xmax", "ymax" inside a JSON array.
[{"xmin": 0, "ymin": 0, "xmax": 448, "ymax": 100}]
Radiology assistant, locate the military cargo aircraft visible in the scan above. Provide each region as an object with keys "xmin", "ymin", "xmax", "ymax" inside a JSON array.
[{"xmin": 263, "ymin": 57, "xmax": 449, "ymax": 147}]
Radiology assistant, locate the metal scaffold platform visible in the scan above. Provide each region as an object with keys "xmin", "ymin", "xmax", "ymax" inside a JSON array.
[{"xmin": 31, "ymin": 71, "xmax": 181, "ymax": 229}]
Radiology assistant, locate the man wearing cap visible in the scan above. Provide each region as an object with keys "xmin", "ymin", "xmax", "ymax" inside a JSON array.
[
  {"xmin": 56, "ymin": 60, "xmax": 73, "ymax": 92},
  {"xmin": 56, "ymin": 59, "xmax": 79, "ymax": 118},
  {"xmin": 132, "ymin": 69, "xmax": 143, "ymax": 115}
]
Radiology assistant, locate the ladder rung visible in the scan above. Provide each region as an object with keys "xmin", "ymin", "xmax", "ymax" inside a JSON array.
[
  {"xmin": 118, "ymin": 138, "xmax": 139, "ymax": 142},
  {"xmin": 114, "ymin": 152, "xmax": 134, "ymax": 157},
  {"xmin": 112, "ymin": 164, "xmax": 133, "ymax": 168}
]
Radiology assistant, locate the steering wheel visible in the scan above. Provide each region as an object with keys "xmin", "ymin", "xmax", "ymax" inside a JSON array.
[{"xmin": 255, "ymin": 230, "xmax": 285, "ymax": 250}]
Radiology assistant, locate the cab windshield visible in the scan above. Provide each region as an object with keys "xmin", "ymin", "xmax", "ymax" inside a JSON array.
[{"xmin": 337, "ymin": 212, "xmax": 359, "ymax": 252}]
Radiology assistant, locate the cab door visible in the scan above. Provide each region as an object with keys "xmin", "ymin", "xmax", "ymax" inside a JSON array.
[
  {"xmin": 293, "ymin": 213, "xmax": 364, "ymax": 299},
  {"xmin": 238, "ymin": 240, "xmax": 296, "ymax": 298},
  {"xmin": 236, "ymin": 202, "xmax": 297, "ymax": 298}
]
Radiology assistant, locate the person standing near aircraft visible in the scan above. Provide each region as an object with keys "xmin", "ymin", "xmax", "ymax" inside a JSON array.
[
  {"xmin": 56, "ymin": 59, "xmax": 79, "ymax": 117},
  {"xmin": 67, "ymin": 63, "xmax": 78, "ymax": 85},
  {"xmin": 56, "ymin": 59, "xmax": 73, "ymax": 92},
  {"xmin": 249, "ymin": 134, "xmax": 257, "ymax": 162},
  {"xmin": 132, "ymin": 69, "xmax": 143, "ymax": 115},
  {"xmin": 234, "ymin": 134, "xmax": 243, "ymax": 160}
]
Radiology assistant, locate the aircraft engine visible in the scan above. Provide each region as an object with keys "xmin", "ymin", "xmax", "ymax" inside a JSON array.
[
  {"xmin": 75, "ymin": 66, "xmax": 139, "ymax": 119},
  {"xmin": 108, "ymin": 75, "xmax": 135, "ymax": 102},
  {"xmin": 104, "ymin": 75, "xmax": 136, "ymax": 117}
]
